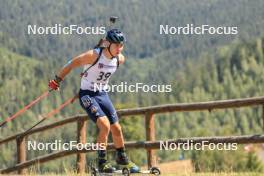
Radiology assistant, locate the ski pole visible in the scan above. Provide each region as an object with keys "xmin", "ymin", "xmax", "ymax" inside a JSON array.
[
  {"xmin": 22, "ymin": 94, "xmax": 78, "ymax": 134},
  {"xmin": 0, "ymin": 90, "xmax": 52, "ymax": 128}
]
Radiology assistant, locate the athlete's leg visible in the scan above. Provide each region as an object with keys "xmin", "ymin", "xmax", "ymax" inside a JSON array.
[
  {"xmin": 95, "ymin": 116, "xmax": 116, "ymax": 172},
  {"xmin": 111, "ymin": 122, "xmax": 141, "ymax": 171},
  {"xmin": 95, "ymin": 92, "xmax": 140, "ymax": 173},
  {"xmin": 112, "ymin": 123, "xmax": 140, "ymax": 173},
  {"xmin": 96, "ymin": 116, "xmax": 110, "ymax": 147},
  {"xmin": 110, "ymin": 122, "xmax": 124, "ymax": 148},
  {"xmin": 79, "ymin": 90, "xmax": 115, "ymax": 173},
  {"xmin": 95, "ymin": 92, "xmax": 124, "ymax": 148}
]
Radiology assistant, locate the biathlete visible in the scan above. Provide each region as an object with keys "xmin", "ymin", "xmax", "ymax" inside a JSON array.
[{"xmin": 48, "ymin": 29, "xmax": 140, "ymax": 173}]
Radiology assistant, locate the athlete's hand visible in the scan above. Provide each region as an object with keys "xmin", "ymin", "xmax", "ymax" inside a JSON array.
[{"xmin": 48, "ymin": 75, "xmax": 62, "ymax": 90}]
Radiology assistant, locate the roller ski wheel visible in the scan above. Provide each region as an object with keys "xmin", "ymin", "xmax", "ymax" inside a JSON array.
[
  {"xmin": 122, "ymin": 167, "xmax": 130, "ymax": 176},
  {"xmin": 91, "ymin": 167, "xmax": 98, "ymax": 176},
  {"xmin": 150, "ymin": 167, "xmax": 161, "ymax": 175}
]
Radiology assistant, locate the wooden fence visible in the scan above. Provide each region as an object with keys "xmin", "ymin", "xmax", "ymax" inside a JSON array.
[{"xmin": 1, "ymin": 96, "xmax": 264, "ymax": 174}]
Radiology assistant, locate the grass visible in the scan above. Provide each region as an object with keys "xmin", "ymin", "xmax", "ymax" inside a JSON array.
[
  {"xmin": 24, "ymin": 172, "xmax": 264, "ymax": 176},
  {"xmin": 167, "ymin": 173, "xmax": 264, "ymax": 176},
  {"xmin": 21, "ymin": 160, "xmax": 264, "ymax": 175}
]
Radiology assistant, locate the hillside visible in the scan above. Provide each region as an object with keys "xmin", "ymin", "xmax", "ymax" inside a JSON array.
[
  {"xmin": 1, "ymin": 0, "xmax": 264, "ymax": 173},
  {"xmin": 1, "ymin": 35, "xmax": 264, "ymax": 172},
  {"xmin": 1, "ymin": 0, "xmax": 264, "ymax": 61}
]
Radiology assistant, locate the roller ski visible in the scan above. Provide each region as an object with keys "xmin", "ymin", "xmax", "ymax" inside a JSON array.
[
  {"xmin": 89, "ymin": 160, "xmax": 125, "ymax": 176},
  {"xmin": 90, "ymin": 153, "xmax": 161, "ymax": 176},
  {"xmin": 120, "ymin": 166, "xmax": 161, "ymax": 176},
  {"xmin": 115, "ymin": 152, "xmax": 161, "ymax": 175},
  {"xmin": 90, "ymin": 165, "xmax": 161, "ymax": 176},
  {"xmin": 90, "ymin": 156, "xmax": 119, "ymax": 176}
]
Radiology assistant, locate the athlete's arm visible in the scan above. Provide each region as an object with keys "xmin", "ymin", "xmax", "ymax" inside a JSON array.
[
  {"xmin": 57, "ymin": 49, "xmax": 98, "ymax": 80},
  {"xmin": 48, "ymin": 49, "xmax": 98, "ymax": 90}
]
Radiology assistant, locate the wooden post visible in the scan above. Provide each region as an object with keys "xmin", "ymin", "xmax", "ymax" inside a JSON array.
[
  {"xmin": 262, "ymin": 105, "xmax": 264, "ymax": 130},
  {"xmin": 16, "ymin": 136, "xmax": 26, "ymax": 174},
  {"xmin": 76, "ymin": 118, "xmax": 87, "ymax": 174},
  {"xmin": 145, "ymin": 112, "xmax": 156, "ymax": 169}
]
